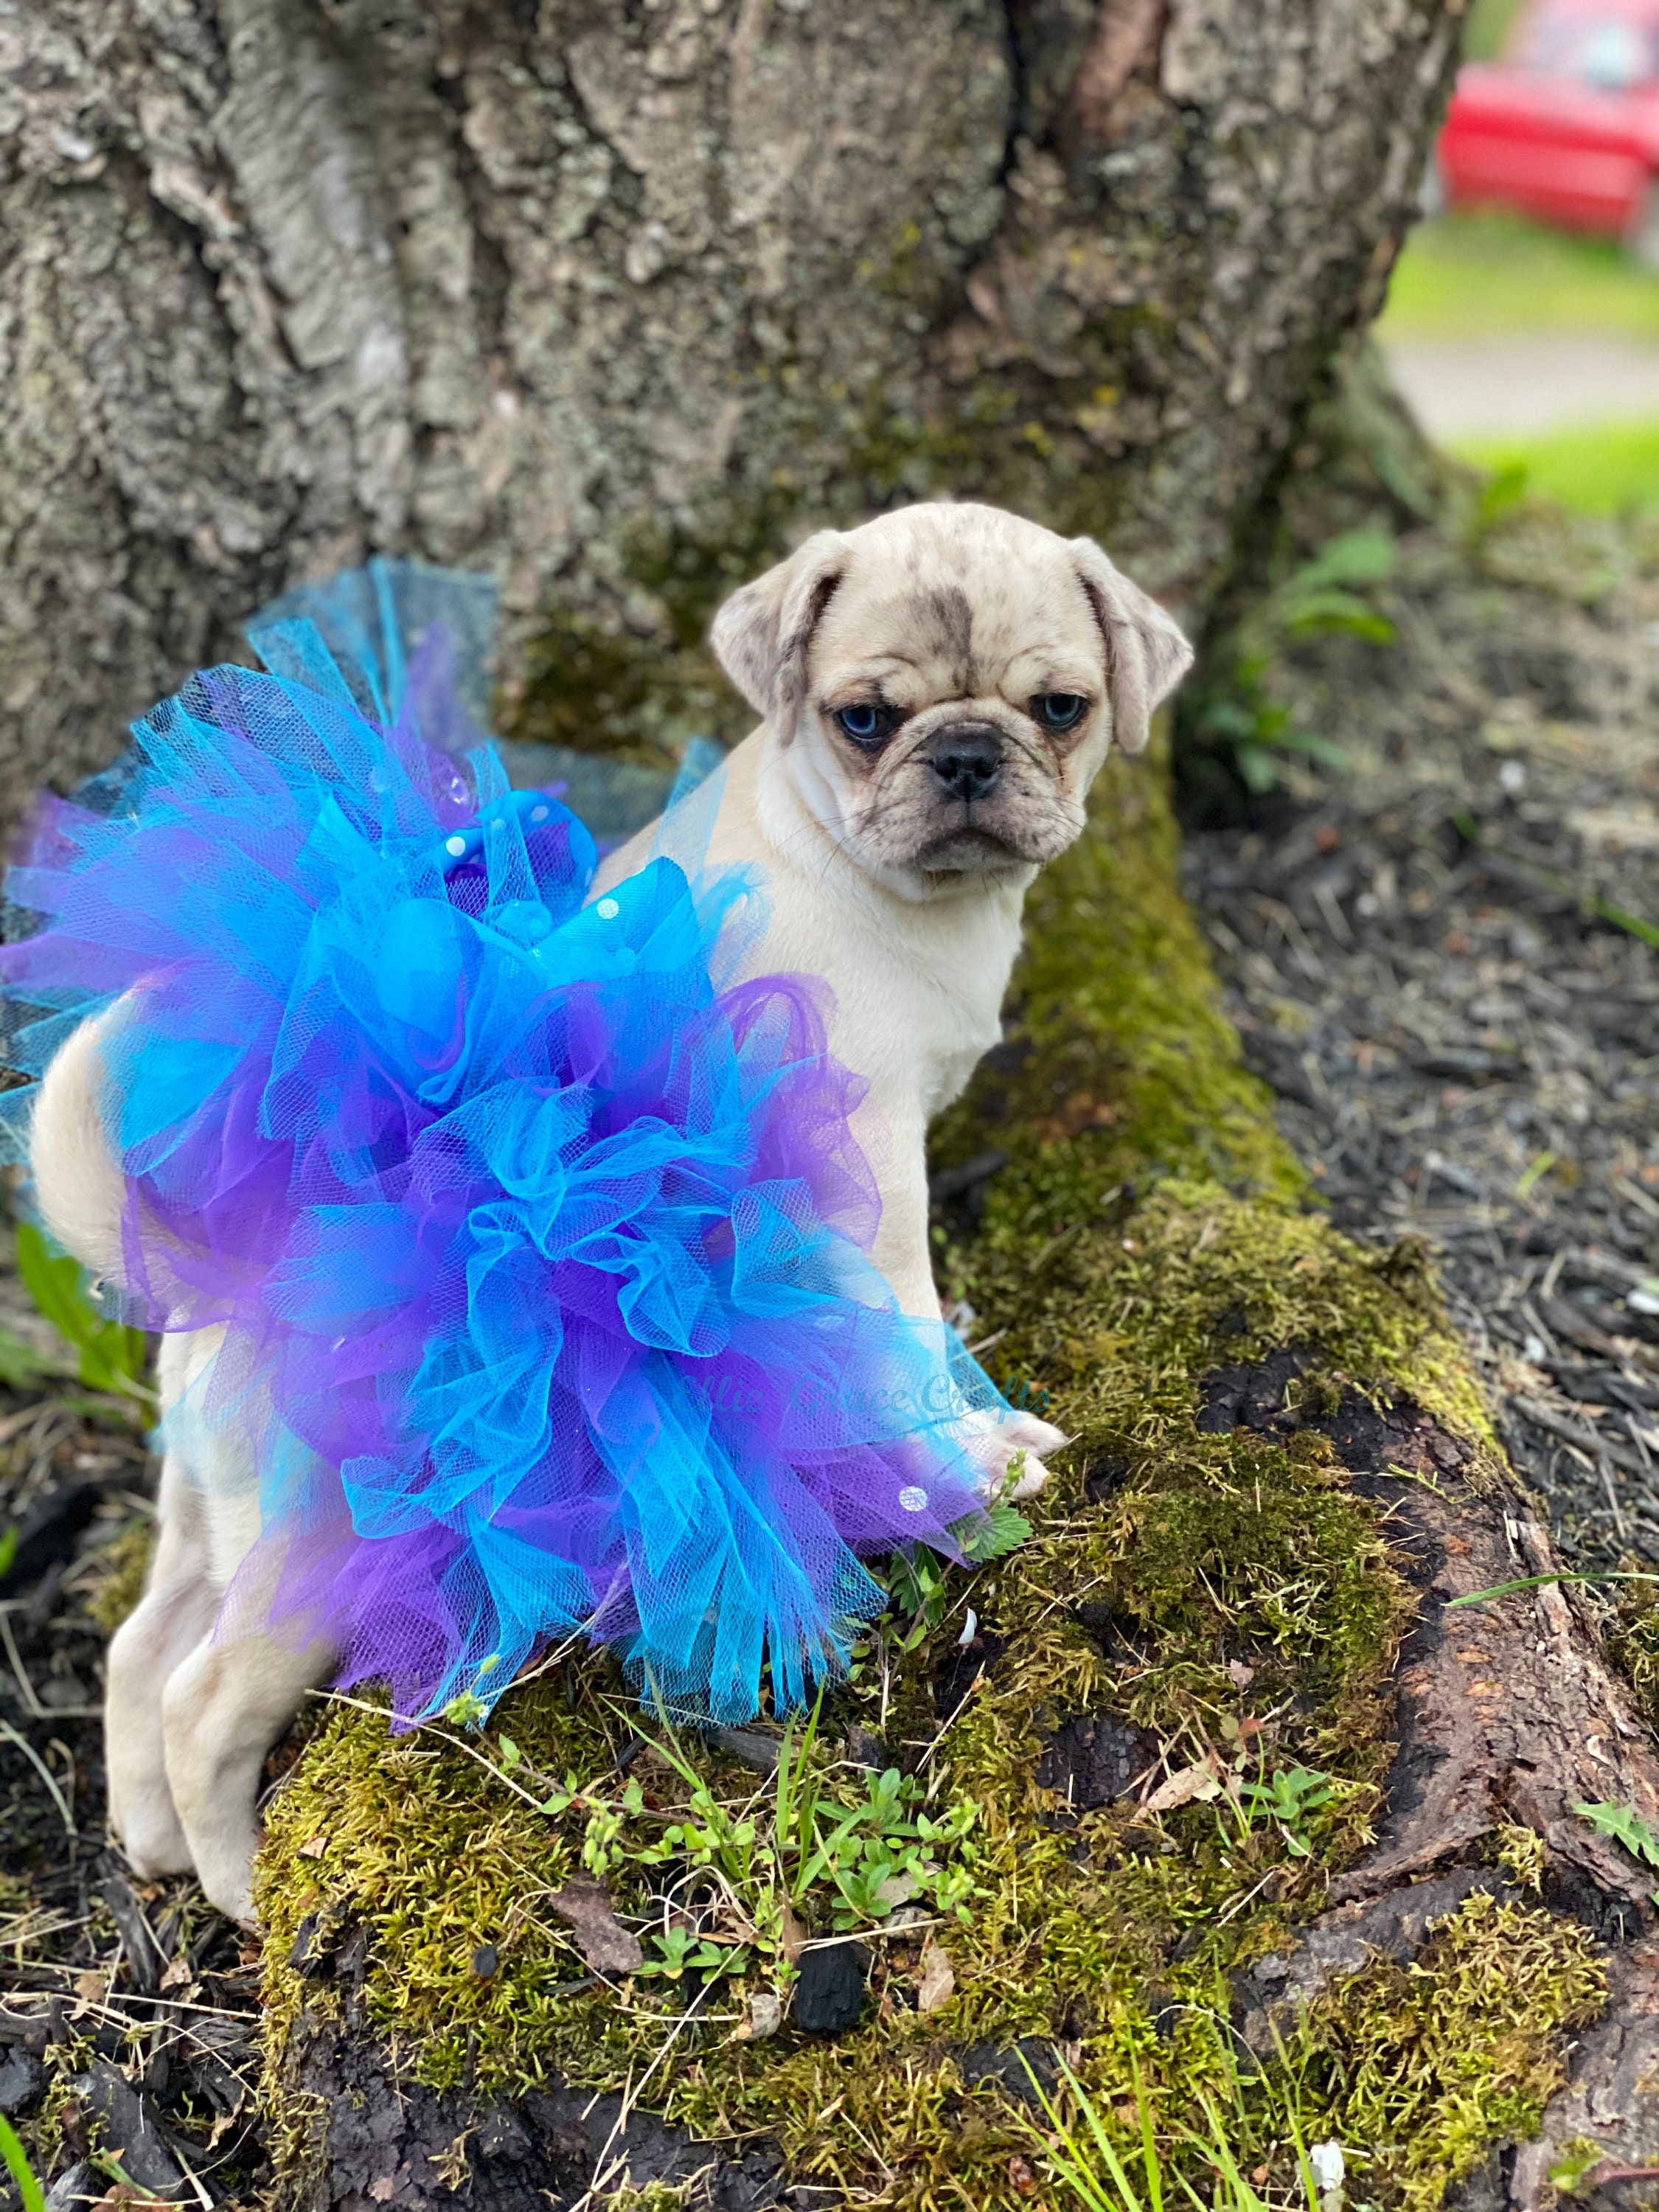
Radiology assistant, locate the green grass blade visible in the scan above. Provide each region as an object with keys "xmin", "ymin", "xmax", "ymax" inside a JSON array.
[
  {"xmin": 1021, "ymin": 2055, "xmax": 1132, "ymax": 2212},
  {"xmin": 0, "ymin": 2111, "xmax": 44, "ymax": 2212},
  {"xmin": 1054, "ymin": 2056, "xmax": 1150, "ymax": 2212},
  {"xmin": 1131, "ymin": 2056, "xmax": 1164, "ymax": 2212}
]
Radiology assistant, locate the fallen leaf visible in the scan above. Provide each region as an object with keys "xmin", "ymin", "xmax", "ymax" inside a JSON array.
[
  {"xmin": 1143, "ymin": 1753, "xmax": 1225, "ymax": 1815},
  {"xmin": 367, "ymin": 2176, "xmax": 396, "ymax": 2203},
  {"xmin": 1008, "ymin": 2153, "xmax": 1038, "ymax": 2195},
  {"xmin": 1227, "ymin": 1659, "xmax": 1256, "ymax": 1689},
  {"xmin": 547, "ymin": 1877, "xmax": 644, "ymax": 1974},
  {"xmin": 297, "ymin": 1834, "xmax": 327, "ymax": 1860},
  {"xmin": 779, "ymin": 1899, "xmax": 807, "ymax": 1965},
  {"xmin": 917, "ymin": 1941, "xmax": 955, "ymax": 2013},
  {"xmin": 71, "ymin": 1969, "xmax": 106, "ymax": 2018},
  {"xmin": 159, "ymin": 1957, "xmax": 193, "ymax": 1992}
]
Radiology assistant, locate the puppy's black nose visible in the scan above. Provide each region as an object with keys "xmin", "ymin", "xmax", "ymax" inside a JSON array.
[{"xmin": 928, "ymin": 723, "xmax": 1003, "ymax": 804}]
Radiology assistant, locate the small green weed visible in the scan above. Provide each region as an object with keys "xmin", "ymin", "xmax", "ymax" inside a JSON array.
[
  {"xmin": 1273, "ymin": 528, "xmax": 1397, "ymax": 646},
  {"xmin": 882, "ymin": 1544, "xmax": 954, "ymax": 1655},
  {"xmin": 1573, "ymin": 1799, "xmax": 1659, "ymax": 1871},
  {"xmin": 1237, "ymin": 1767, "xmax": 1336, "ymax": 1860},
  {"xmin": 637, "ymin": 1924, "xmax": 750, "ymax": 1983},
  {"xmin": 1186, "ymin": 530, "xmax": 1394, "ymax": 797},
  {"xmin": 865, "ymin": 1454, "xmax": 1031, "ymax": 1657},
  {"xmin": 428, "ymin": 1686, "xmax": 988, "ymax": 1988},
  {"xmin": 15, "ymin": 1220, "xmax": 150, "ymax": 1408}
]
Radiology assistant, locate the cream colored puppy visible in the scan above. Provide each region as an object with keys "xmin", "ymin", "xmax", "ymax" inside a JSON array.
[{"xmin": 29, "ymin": 501, "xmax": 1190, "ymax": 1923}]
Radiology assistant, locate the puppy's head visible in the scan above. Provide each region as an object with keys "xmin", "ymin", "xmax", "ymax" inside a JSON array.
[{"xmin": 710, "ymin": 504, "xmax": 1192, "ymax": 891}]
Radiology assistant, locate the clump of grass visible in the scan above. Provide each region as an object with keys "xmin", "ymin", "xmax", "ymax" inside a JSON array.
[
  {"xmin": 1019, "ymin": 2042, "xmax": 1324, "ymax": 2212},
  {"xmin": 1018, "ymin": 1890, "xmax": 1602, "ymax": 2212}
]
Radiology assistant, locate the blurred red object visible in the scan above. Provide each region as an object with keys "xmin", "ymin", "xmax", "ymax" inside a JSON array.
[{"xmin": 1437, "ymin": 0, "xmax": 1659, "ymax": 260}]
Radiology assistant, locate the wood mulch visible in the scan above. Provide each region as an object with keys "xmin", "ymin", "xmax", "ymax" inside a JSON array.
[{"xmin": 1185, "ymin": 498, "xmax": 1659, "ymax": 1570}]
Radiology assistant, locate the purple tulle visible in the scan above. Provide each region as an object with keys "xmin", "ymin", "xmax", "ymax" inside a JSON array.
[{"xmin": 0, "ymin": 575, "xmax": 1007, "ymax": 1725}]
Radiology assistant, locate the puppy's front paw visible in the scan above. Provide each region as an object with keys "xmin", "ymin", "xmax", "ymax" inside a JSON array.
[{"xmin": 970, "ymin": 1410, "xmax": 1068, "ymax": 1503}]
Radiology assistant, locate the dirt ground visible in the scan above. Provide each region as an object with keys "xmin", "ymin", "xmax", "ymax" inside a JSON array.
[
  {"xmin": 1184, "ymin": 490, "xmax": 1659, "ymax": 1571},
  {"xmin": 5, "ymin": 476, "xmax": 1659, "ymax": 2206}
]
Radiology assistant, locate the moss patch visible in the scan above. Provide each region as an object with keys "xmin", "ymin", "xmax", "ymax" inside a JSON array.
[
  {"xmin": 1300, "ymin": 1891, "xmax": 1605, "ymax": 2211},
  {"xmin": 82, "ymin": 1519, "xmax": 154, "ymax": 1635},
  {"xmin": 256, "ymin": 742, "xmax": 1599, "ymax": 2210}
]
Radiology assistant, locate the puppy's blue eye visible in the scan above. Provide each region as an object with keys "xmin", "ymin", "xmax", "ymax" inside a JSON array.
[
  {"xmin": 1035, "ymin": 693, "xmax": 1088, "ymax": 731},
  {"xmin": 835, "ymin": 703, "xmax": 889, "ymax": 745}
]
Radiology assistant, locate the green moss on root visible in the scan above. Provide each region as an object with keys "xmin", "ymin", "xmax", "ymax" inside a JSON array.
[
  {"xmin": 1300, "ymin": 1891, "xmax": 1605, "ymax": 2211},
  {"xmin": 255, "ymin": 742, "xmax": 1593, "ymax": 2211},
  {"xmin": 83, "ymin": 1520, "xmax": 154, "ymax": 1635}
]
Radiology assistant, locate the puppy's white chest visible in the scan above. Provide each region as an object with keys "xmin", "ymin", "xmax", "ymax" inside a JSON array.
[{"xmin": 748, "ymin": 883, "xmax": 1016, "ymax": 1124}]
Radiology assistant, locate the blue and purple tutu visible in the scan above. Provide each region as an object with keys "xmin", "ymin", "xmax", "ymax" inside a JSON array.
[{"xmin": 0, "ymin": 565, "xmax": 1005, "ymax": 1725}]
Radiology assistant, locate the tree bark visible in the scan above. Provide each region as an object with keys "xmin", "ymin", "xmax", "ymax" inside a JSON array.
[{"xmin": 2, "ymin": 0, "xmax": 1457, "ymax": 809}]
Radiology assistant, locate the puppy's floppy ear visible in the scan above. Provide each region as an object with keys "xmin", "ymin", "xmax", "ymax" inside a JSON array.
[
  {"xmin": 709, "ymin": 530, "xmax": 850, "ymax": 719},
  {"xmin": 1068, "ymin": 537, "xmax": 1194, "ymax": 757}
]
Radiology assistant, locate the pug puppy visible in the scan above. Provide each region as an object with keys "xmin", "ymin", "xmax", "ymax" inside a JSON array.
[{"xmin": 27, "ymin": 500, "xmax": 1191, "ymax": 1922}]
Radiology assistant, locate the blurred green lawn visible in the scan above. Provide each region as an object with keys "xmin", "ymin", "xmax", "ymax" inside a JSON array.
[
  {"xmin": 1381, "ymin": 212, "xmax": 1659, "ymax": 342},
  {"xmin": 1381, "ymin": 213, "xmax": 1659, "ymax": 513}
]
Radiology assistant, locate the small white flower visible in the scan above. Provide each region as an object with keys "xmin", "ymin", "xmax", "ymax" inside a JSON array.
[{"xmin": 1309, "ymin": 2143, "xmax": 1346, "ymax": 2193}]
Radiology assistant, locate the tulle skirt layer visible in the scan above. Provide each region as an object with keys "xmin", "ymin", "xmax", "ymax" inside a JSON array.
[{"xmin": 0, "ymin": 571, "xmax": 1001, "ymax": 1723}]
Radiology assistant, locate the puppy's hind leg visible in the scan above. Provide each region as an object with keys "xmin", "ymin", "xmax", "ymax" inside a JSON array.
[
  {"xmin": 105, "ymin": 1453, "xmax": 220, "ymax": 1879},
  {"xmin": 162, "ymin": 1625, "xmax": 335, "ymax": 1926}
]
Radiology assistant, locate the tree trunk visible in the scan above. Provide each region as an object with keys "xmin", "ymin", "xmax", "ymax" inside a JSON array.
[{"xmin": 3, "ymin": 0, "xmax": 1456, "ymax": 811}]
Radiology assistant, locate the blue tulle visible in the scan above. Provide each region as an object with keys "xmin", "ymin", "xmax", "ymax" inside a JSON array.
[{"xmin": 0, "ymin": 563, "xmax": 1006, "ymax": 1724}]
